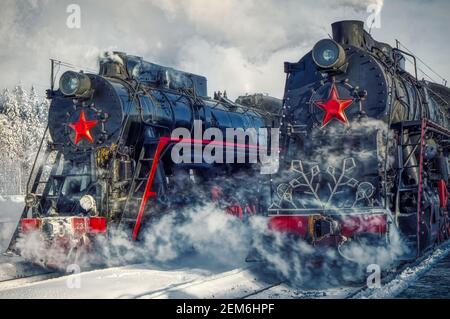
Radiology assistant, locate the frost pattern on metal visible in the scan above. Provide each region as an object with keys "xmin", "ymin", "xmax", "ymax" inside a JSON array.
[{"xmin": 270, "ymin": 158, "xmax": 376, "ymax": 210}]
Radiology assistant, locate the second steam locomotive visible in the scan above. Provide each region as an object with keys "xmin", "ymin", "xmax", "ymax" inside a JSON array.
[{"xmin": 269, "ymin": 20, "xmax": 450, "ymax": 260}]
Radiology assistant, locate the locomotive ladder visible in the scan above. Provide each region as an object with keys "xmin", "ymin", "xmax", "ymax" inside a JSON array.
[
  {"xmin": 118, "ymin": 138, "xmax": 171, "ymax": 240},
  {"xmin": 393, "ymin": 119, "xmax": 450, "ymax": 257}
]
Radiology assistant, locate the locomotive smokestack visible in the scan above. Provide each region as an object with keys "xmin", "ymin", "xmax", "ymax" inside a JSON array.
[{"xmin": 332, "ymin": 20, "xmax": 366, "ymax": 48}]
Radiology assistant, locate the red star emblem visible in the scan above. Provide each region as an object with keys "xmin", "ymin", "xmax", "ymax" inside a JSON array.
[
  {"xmin": 68, "ymin": 110, "xmax": 98, "ymax": 144},
  {"xmin": 315, "ymin": 84, "xmax": 354, "ymax": 127}
]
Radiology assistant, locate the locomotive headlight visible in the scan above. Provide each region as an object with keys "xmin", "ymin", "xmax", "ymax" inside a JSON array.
[
  {"xmin": 59, "ymin": 71, "xmax": 91, "ymax": 97},
  {"xmin": 312, "ymin": 39, "xmax": 346, "ymax": 69},
  {"xmin": 80, "ymin": 195, "xmax": 97, "ymax": 214}
]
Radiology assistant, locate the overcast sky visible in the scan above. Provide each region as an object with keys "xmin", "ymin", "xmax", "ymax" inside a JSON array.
[{"xmin": 0, "ymin": 0, "xmax": 449, "ymax": 99}]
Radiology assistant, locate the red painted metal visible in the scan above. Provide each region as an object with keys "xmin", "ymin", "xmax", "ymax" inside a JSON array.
[
  {"xmin": 71, "ymin": 217, "xmax": 89, "ymax": 235},
  {"xmin": 132, "ymin": 137, "xmax": 171, "ymax": 240},
  {"xmin": 210, "ymin": 186, "xmax": 223, "ymax": 201},
  {"xmin": 21, "ymin": 216, "xmax": 107, "ymax": 237},
  {"xmin": 225, "ymin": 205, "xmax": 244, "ymax": 219},
  {"xmin": 340, "ymin": 214, "xmax": 387, "ymax": 237},
  {"xmin": 225, "ymin": 204, "xmax": 257, "ymax": 219},
  {"xmin": 268, "ymin": 214, "xmax": 387, "ymax": 239},
  {"xmin": 245, "ymin": 204, "xmax": 257, "ymax": 216},
  {"xmin": 89, "ymin": 217, "xmax": 107, "ymax": 234},
  {"xmin": 20, "ymin": 218, "xmax": 41, "ymax": 233},
  {"xmin": 268, "ymin": 215, "xmax": 309, "ymax": 237},
  {"xmin": 438, "ymin": 180, "xmax": 448, "ymax": 209},
  {"xmin": 68, "ymin": 110, "xmax": 98, "ymax": 144},
  {"xmin": 314, "ymin": 84, "xmax": 354, "ymax": 127}
]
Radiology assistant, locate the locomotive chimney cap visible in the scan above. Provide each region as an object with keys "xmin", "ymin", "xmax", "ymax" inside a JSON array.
[{"xmin": 331, "ymin": 20, "xmax": 366, "ymax": 48}]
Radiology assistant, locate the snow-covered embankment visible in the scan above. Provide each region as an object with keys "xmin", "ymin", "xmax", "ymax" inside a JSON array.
[{"xmin": 0, "ymin": 196, "xmax": 23, "ymax": 252}]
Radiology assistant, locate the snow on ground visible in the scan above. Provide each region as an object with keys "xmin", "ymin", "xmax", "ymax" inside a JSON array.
[
  {"xmin": 0, "ymin": 260, "xmax": 359, "ymax": 299},
  {"xmin": 0, "ymin": 196, "xmax": 23, "ymax": 252},
  {"xmin": 0, "ymin": 263, "xmax": 217, "ymax": 299},
  {"xmin": 0, "ymin": 262, "xmax": 260, "ymax": 299},
  {"xmin": 1, "ymin": 196, "xmax": 448, "ymax": 299},
  {"xmin": 139, "ymin": 266, "xmax": 280, "ymax": 299},
  {"xmin": 396, "ymin": 253, "xmax": 450, "ymax": 298},
  {"xmin": 245, "ymin": 284, "xmax": 357, "ymax": 299},
  {"xmin": 352, "ymin": 242, "xmax": 450, "ymax": 299},
  {"xmin": 1, "ymin": 235, "xmax": 448, "ymax": 298}
]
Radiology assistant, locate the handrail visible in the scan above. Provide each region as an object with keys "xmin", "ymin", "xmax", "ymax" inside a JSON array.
[
  {"xmin": 26, "ymin": 125, "xmax": 49, "ymax": 193},
  {"xmin": 393, "ymin": 48, "xmax": 418, "ymax": 81}
]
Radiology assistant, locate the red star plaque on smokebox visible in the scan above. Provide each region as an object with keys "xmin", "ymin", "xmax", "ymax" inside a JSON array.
[
  {"xmin": 314, "ymin": 84, "xmax": 354, "ymax": 127},
  {"xmin": 68, "ymin": 110, "xmax": 98, "ymax": 144}
]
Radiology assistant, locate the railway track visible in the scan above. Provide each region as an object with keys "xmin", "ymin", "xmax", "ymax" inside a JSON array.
[
  {"xmin": 1, "ymin": 241, "xmax": 449, "ymax": 299},
  {"xmin": 0, "ymin": 272, "xmax": 61, "ymax": 290},
  {"xmin": 0, "ymin": 254, "xmax": 61, "ymax": 288},
  {"xmin": 133, "ymin": 265, "xmax": 272, "ymax": 299},
  {"xmin": 193, "ymin": 241, "xmax": 450, "ymax": 299},
  {"xmin": 0, "ymin": 259, "xmax": 61, "ymax": 292},
  {"xmin": 347, "ymin": 241, "xmax": 450, "ymax": 299},
  {"xmin": 1, "ymin": 257, "xmax": 46, "ymax": 281},
  {"xmin": 136, "ymin": 265, "xmax": 360, "ymax": 299}
]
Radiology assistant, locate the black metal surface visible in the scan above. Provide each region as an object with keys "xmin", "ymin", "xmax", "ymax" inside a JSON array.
[
  {"xmin": 17, "ymin": 52, "xmax": 280, "ymax": 240},
  {"xmin": 274, "ymin": 19, "xmax": 450, "ymax": 256}
]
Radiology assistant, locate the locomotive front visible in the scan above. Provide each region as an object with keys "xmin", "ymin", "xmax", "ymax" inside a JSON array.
[
  {"xmin": 269, "ymin": 20, "xmax": 450, "ymax": 260},
  {"xmin": 9, "ymin": 52, "xmax": 278, "ymax": 263}
]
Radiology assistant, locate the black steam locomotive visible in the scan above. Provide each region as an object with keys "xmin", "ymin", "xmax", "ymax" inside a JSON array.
[
  {"xmin": 8, "ymin": 52, "xmax": 280, "ymax": 261},
  {"xmin": 269, "ymin": 20, "xmax": 450, "ymax": 260},
  {"xmin": 9, "ymin": 20, "xmax": 450, "ymax": 266}
]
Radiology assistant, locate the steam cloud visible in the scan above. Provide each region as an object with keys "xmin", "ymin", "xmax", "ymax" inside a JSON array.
[
  {"xmin": 16, "ymin": 201, "xmax": 407, "ymax": 287},
  {"xmin": 2, "ymin": 0, "xmax": 449, "ymax": 99},
  {"xmin": 0, "ymin": 0, "xmax": 395, "ymax": 100}
]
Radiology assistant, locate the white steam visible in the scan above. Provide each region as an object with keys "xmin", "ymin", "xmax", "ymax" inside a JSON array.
[
  {"xmin": 0, "ymin": 0, "xmax": 390, "ymax": 99},
  {"xmin": 16, "ymin": 201, "xmax": 407, "ymax": 287}
]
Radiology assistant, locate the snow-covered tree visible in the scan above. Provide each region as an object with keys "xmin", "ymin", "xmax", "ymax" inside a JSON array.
[{"xmin": 0, "ymin": 86, "xmax": 48, "ymax": 194}]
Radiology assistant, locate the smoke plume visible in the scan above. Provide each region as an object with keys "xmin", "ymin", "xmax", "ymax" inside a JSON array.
[{"xmin": 0, "ymin": 0, "xmax": 392, "ymax": 99}]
